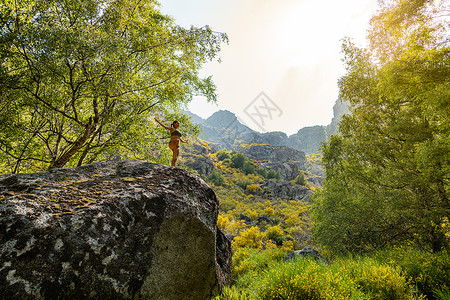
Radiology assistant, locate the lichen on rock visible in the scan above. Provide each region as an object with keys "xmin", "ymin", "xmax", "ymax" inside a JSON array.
[{"xmin": 0, "ymin": 160, "xmax": 231, "ymax": 299}]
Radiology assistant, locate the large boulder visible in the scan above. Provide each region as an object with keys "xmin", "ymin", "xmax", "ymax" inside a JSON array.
[
  {"xmin": 241, "ymin": 144, "xmax": 306, "ymax": 165},
  {"xmin": 181, "ymin": 153, "xmax": 215, "ymax": 176},
  {"xmin": 260, "ymin": 180, "xmax": 313, "ymax": 201},
  {"xmin": 284, "ymin": 246, "xmax": 329, "ymax": 265},
  {"xmin": 0, "ymin": 160, "xmax": 231, "ymax": 299},
  {"xmin": 241, "ymin": 144, "xmax": 307, "ymax": 181}
]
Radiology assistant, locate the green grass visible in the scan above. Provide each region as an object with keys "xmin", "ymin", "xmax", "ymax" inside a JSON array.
[{"xmin": 219, "ymin": 247, "xmax": 450, "ymax": 300}]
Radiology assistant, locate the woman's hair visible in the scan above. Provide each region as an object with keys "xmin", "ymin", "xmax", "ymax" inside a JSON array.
[{"xmin": 171, "ymin": 121, "xmax": 179, "ymax": 127}]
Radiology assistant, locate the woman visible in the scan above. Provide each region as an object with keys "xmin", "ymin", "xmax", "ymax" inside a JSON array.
[{"xmin": 154, "ymin": 117, "xmax": 188, "ymax": 166}]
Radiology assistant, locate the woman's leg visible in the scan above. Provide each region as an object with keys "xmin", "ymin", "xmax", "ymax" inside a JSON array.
[
  {"xmin": 169, "ymin": 140, "xmax": 180, "ymax": 166},
  {"xmin": 171, "ymin": 149, "xmax": 177, "ymax": 166}
]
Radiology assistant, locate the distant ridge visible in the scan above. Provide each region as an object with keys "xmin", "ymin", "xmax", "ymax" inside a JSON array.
[{"xmin": 187, "ymin": 99, "xmax": 349, "ymax": 154}]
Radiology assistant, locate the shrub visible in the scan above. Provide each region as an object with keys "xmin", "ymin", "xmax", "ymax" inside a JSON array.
[
  {"xmin": 222, "ymin": 158, "xmax": 233, "ymax": 166},
  {"xmin": 257, "ymin": 167, "xmax": 267, "ymax": 178},
  {"xmin": 232, "ymin": 226, "xmax": 266, "ymax": 251},
  {"xmin": 293, "ymin": 170, "xmax": 307, "ymax": 186},
  {"xmin": 267, "ymin": 169, "xmax": 281, "ymax": 180},
  {"xmin": 231, "ymin": 152, "xmax": 246, "ymax": 169},
  {"xmin": 280, "ymin": 240, "xmax": 295, "ymax": 253},
  {"xmin": 216, "ymin": 149, "xmax": 231, "ymax": 161},
  {"xmin": 337, "ymin": 257, "xmax": 421, "ymax": 300},
  {"xmin": 232, "ymin": 247, "xmax": 285, "ymax": 285},
  {"xmin": 236, "ymin": 178, "xmax": 251, "ymax": 190},
  {"xmin": 374, "ymin": 248, "xmax": 450, "ymax": 300},
  {"xmin": 245, "ymin": 184, "xmax": 261, "ymax": 194},
  {"xmin": 226, "ymin": 220, "xmax": 247, "ymax": 236},
  {"xmin": 265, "ymin": 225, "xmax": 284, "ymax": 241},
  {"xmin": 263, "ymin": 207, "xmax": 275, "ymax": 216},
  {"xmin": 214, "ymin": 286, "xmax": 249, "ymax": 300},
  {"xmin": 209, "ymin": 169, "xmax": 225, "ymax": 185},
  {"xmin": 248, "ymin": 255, "xmax": 421, "ymax": 300},
  {"xmin": 250, "ymin": 257, "xmax": 363, "ymax": 300},
  {"xmin": 218, "ymin": 215, "xmax": 230, "ymax": 230},
  {"xmin": 242, "ymin": 161, "xmax": 256, "ymax": 175}
]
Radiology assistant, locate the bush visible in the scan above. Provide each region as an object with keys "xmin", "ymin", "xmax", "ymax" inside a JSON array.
[
  {"xmin": 236, "ymin": 178, "xmax": 251, "ymax": 190},
  {"xmin": 293, "ymin": 170, "xmax": 307, "ymax": 186},
  {"xmin": 217, "ymin": 215, "xmax": 230, "ymax": 230},
  {"xmin": 214, "ymin": 286, "xmax": 249, "ymax": 300},
  {"xmin": 232, "ymin": 226, "xmax": 266, "ymax": 251},
  {"xmin": 232, "ymin": 247, "xmax": 285, "ymax": 285},
  {"xmin": 231, "ymin": 152, "xmax": 246, "ymax": 169},
  {"xmin": 338, "ymin": 257, "xmax": 421, "ymax": 300},
  {"xmin": 242, "ymin": 161, "xmax": 256, "ymax": 175},
  {"xmin": 250, "ymin": 257, "xmax": 363, "ymax": 300},
  {"xmin": 216, "ymin": 149, "xmax": 231, "ymax": 161},
  {"xmin": 374, "ymin": 248, "xmax": 450, "ymax": 300},
  {"xmin": 230, "ymin": 249, "xmax": 429, "ymax": 300},
  {"xmin": 222, "ymin": 158, "xmax": 233, "ymax": 166},
  {"xmin": 209, "ymin": 169, "xmax": 225, "ymax": 185},
  {"xmin": 265, "ymin": 225, "xmax": 284, "ymax": 241},
  {"xmin": 245, "ymin": 184, "xmax": 261, "ymax": 194},
  {"xmin": 267, "ymin": 169, "xmax": 281, "ymax": 180},
  {"xmin": 257, "ymin": 167, "xmax": 267, "ymax": 178}
]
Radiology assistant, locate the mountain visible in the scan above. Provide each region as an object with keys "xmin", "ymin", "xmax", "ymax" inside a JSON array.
[{"xmin": 189, "ymin": 99, "xmax": 350, "ymax": 153}]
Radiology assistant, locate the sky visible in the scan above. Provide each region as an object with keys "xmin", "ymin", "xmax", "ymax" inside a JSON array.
[{"xmin": 159, "ymin": 0, "xmax": 380, "ymax": 135}]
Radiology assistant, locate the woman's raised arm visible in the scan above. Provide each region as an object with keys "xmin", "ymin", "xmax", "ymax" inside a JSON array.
[{"xmin": 154, "ymin": 117, "xmax": 171, "ymax": 130}]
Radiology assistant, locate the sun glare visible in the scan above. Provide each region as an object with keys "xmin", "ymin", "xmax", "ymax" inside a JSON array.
[{"xmin": 276, "ymin": 0, "xmax": 376, "ymax": 68}]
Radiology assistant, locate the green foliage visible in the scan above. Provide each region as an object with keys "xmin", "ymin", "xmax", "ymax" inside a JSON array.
[
  {"xmin": 209, "ymin": 169, "xmax": 225, "ymax": 186},
  {"xmin": 256, "ymin": 167, "xmax": 267, "ymax": 178},
  {"xmin": 374, "ymin": 248, "xmax": 450, "ymax": 300},
  {"xmin": 266, "ymin": 169, "xmax": 281, "ymax": 180},
  {"xmin": 292, "ymin": 171, "xmax": 307, "ymax": 186},
  {"xmin": 242, "ymin": 161, "xmax": 256, "ymax": 175},
  {"xmin": 214, "ymin": 286, "xmax": 249, "ymax": 300},
  {"xmin": 216, "ymin": 149, "xmax": 231, "ymax": 161},
  {"xmin": 336, "ymin": 257, "xmax": 420, "ymax": 300},
  {"xmin": 231, "ymin": 151, "xmax": 246, "ymax": 169},
  {"xmin": 232, "ymin": 247, "xmax": 285, "ymax": 286},
  {"xmin": 0, "ymin": 0, "xmax": 227, "ymax": 173},
  {"xmin": 231, "ymin": 248, "xmax": 432, "ymax": 300},
  {"xmin": 250, "ymin": 257, "xmax": 363, "ymax": 300},
  {"xmin": 312, "ymin": 0, "xmax": 450, "ymax": 253},
  {"xmin": 236, "ymin": 178, "xmax": 251, "ymax": 190},
  {"xmin": 434, "ymin": 289, "xmax": 450, "ymax": 300},
  {"xmin": 245, "ymin": 184, "xmax": 261, "ymax": 195}
]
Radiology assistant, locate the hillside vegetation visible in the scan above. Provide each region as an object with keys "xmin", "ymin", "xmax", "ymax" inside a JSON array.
[
  {"xmin": 200, "ymin": 0, "xmax": 449, "ymax": 298},
  {"xmin": 181, "ymin": 139, "xmax": 449, "ymax": 300}
]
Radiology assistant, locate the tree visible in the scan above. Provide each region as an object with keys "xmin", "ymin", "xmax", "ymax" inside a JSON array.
[
  {"xmin": 242, "ymin": 161, "xmax": 256, "ymax": 175},
  {"xmin": 267, "ymin": 169, "xmax": 281, "ymax": 180},
  {"xmin": 231, "ymin": 151, "xmax": 246, "ymax": 169},
  {"xmin": 312, "ymin": 0, "xmax": 449, "ymax": 253},
  {"xmin": 293, "ymin": 170, "xmax": 306, "ymax": 186},
  {"xmin": 0, "ymin": 0, "xmax": 227, "ymax": 173}
]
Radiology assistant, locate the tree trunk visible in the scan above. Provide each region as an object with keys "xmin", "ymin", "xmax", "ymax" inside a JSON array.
[{"xmin": 49, "ymin": 118, "xmax": 95, "ymax": 169}]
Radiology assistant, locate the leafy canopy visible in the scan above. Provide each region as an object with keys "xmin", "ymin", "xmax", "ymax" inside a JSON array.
[
  {"xmin": 0, "ymin": 0, "xmax": 227, "ymax": 173},
  {"xmin": 312, "ymin": 0, "xmax": 449, "ymax": 253}
]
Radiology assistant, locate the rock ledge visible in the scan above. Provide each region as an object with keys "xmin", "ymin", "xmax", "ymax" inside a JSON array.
[{"xmin": 0, "ymin": 160, "xmax": 231, "ymax": 299}]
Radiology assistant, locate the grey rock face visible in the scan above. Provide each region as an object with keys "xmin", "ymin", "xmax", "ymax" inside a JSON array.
[
  {"xmin": 190, "ymin": 99, "xmax": 350, "ymax": 154},
  {"xmin": 0, "ymin": 160, "xmax": 231, "ymax": 299},
  {"xmin": 242, "ymin": 144, "xmax": 306, "ymax": 164},
  {"xmin": 241, "ymin": 144, "xmax": 307, "ymax": 181},
  {"xmin": 284, "ymin": 246, "xmax": 329, "ymax": 264},
  {"xmin": 182, "ymin": 154, "xmax": 215, "ymax": 176},
  {"xmin": 260, "ymin": 180, "xmax": 313, "ymax": 201}
]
